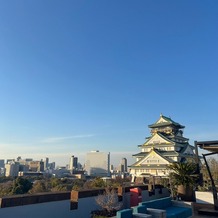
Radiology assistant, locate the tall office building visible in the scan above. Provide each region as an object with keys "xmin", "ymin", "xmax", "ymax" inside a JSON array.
[
  {"xmin": 69, "ymin": 155, "xmax": 78, "ymax": 171},
  {"xmin": 0, "ymin": 159, "xmax": 4, "ymax": 168},
  {"xmin": 0, "ymin": 159, "xmax": 5, "ymax": 176},
  {"xmin": 110, "ymin": 164, "xmax": 114, "ymax": 172},
  {"xmin": 121, "ymin": 158, "xmax": 127, "ymax": 173},
  {"xmin": 85, "ymin": 151, "xmax": 110, "ymax": 177},
  {"xmin": 49, "ymin": 162, "xmax": 56, "ymax": 170},
  {"xmin": 29, "ymin": 161, "xmax": 44, "ymax": 172},
  {"xmin": 43, "ymin": 157, "xmax": 49, "ymax": 171},
  {"xmin": 5, "ymin": 161, "xmax": 19, "ymax": 177}
]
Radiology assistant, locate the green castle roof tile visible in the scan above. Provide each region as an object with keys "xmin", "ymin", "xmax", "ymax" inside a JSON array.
[{"xmin": 148, "ymin": 114, "xmax": 185, "ymax": 129}]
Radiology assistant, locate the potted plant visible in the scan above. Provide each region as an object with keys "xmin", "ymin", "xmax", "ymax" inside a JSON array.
[{"xmin": 168, "ymin": 162, "xmax": 198, "ymax": 201}]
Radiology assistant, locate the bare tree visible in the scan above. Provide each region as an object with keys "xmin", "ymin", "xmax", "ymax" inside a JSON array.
[{"xmin": 95, "ymin": 187, "xmax": 122, "ymax": 213}]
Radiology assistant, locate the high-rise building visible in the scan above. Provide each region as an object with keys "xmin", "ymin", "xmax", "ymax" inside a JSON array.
[
  {"xmin": 0, "ymin": 159, "xmax": 5, "ymax": 176},
  {"xmin": 43, "ymin": 157, "xmax": 49, "ymax": 171},
  {"xmin": 69, "ymin": 155, "xmax": 78, "ymax": 172},
  {"xmin": 29, "ymin": 161, "xmax": 44, "ymax": 172},
  {"xmin": 5, "ymin": 161, "xmax": 19, "ymax": 177},
  {"xmin": 0, "ymin": 159, "xmax": 4, "ymax": 168},
  {"xmin": 110, "ymin": 164, "xmax": 114, "ymax": 172},
  {"xmin": 121, "ymin": 158, "xmax": 127, "ymax": 173},
  {"xmin": 19, "ymin": 164, "xmax": 29, "ymax": 172},
  {"xmin": 85, "ymin": 151, "xmax": 110, "ymax": 176},
  {"xmin": 0, "ymin": 168, "xmax": 5, "ymax": 176},
  {"xmin": 49, "ymin": 162, "xmax": 56, "ymax": 170}
]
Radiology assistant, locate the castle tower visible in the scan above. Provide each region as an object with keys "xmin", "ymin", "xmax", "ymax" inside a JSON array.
[{"xmin": 129, "ymin": 114, "xmax": 195, "ymax": 177}]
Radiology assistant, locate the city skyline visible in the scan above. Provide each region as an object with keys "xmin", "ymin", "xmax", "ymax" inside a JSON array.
[{"xmin": 0, "ymin": 1, "xmax": 218, "ymax": 166}]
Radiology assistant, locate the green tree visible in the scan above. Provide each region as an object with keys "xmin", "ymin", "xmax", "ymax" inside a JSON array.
[
  {"xmin": 110, "ymin": 177, "xmax": 131, "ymax": 188},
  {"xmin": 92, "ymin": 177, "xmax": 106, "ymax": 188},
  {"xmin": 0, "ymin": 176, "xmax": 13, "ymax": 183},
  {"xmin": 50, "ymin": 178, "xmax": 62, "ymax": 188},
  {"xmin": 71, "ymin": 179, "xmax": 85, "ymax": 191},
  {"xmin": 11, "ymin": 177, "xmax": 32, "ymax": 195},
  {"xmin": 29, "ymin": 180, "xmax": 47, "ymax": 194},
  {"xmin": 0, "ymin": 181, "xmax": 13, "ymax": 197}
]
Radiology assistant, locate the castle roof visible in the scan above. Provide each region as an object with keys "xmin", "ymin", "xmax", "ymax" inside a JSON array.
[
  {"xmin": 130, "ymin": 148, "xmax": 175, "ymax": 168},
  {"xmin": 148, "ymin": 114, "xmax": 185, "ymax": 129}
]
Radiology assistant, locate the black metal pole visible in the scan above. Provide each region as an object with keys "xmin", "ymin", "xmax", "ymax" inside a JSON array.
[{"xmin": 194, "ymin": 141, "xmax": 200, "ymax": 174}]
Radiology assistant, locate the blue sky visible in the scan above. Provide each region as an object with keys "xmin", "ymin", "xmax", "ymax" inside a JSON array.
[{"xmin": 0, "ymin": 1, "xmax": 217, "ymax": 167}]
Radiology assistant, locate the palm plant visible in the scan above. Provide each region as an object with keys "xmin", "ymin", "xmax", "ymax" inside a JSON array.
[
  {"xmin": 168, "ymin": 162, "xmax": 198, "ymax": 187},
  {"xmin": 167, "ymin": 162, "xmax": 199, "ymax": 201}
]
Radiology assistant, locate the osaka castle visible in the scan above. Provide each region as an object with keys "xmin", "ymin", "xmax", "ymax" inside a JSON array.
[{"xmin": 129, "ymin": 114, "xmax": 196, "ymax": 177}]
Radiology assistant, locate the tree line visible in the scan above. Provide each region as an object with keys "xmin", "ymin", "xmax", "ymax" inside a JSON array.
[{"xmin": 0, "ymin": 176, "xmax": 131, "ymax": 197}]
